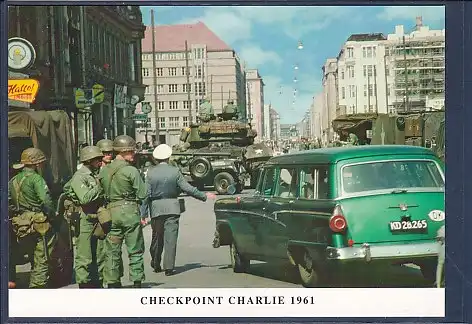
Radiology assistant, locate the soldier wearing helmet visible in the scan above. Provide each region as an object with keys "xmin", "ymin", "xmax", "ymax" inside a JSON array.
[
  {"xmin": 63, "ymin": 146, "xmax": 106, "ymax": 288},
  {"xmin": 8, "ymin": 148, "xmax": 55, "ymax": 288},
  {"xmin": 99, "ymin": 135, "xmax": 147, "ymax": 288},
  {"xmin": 96, "ymin": 139, "xmax": 114, "ymax": 166}
]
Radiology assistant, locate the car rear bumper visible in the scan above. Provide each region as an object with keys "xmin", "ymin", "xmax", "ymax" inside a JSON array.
[{"xmin": 326, "ymin": 241, "xmax": 439, "ymax": 262}]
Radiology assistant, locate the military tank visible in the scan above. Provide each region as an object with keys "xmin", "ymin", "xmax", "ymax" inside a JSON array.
[
  {"xmin": 332, "ymin": 110, "xmax": 445, "ymax": 158},
  {"xmin": 171, "ymin": 99, "xmax": 273, "ymax": 194}
]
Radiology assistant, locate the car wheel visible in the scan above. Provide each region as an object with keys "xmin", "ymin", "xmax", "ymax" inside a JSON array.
[
  {"xmin": 214, "ymin": 172, "xmax": 235, "ymax": 195},
  {"xmin": 230, "ymin": 242, "xmax": 250, "ymax": 273},
  {"xmin": 190, "ymin": 157, "xmax": 212, "ymax": 179},
  {"xmin": 297, "ymin": 251, "xmax": 321, "ymax": 288}
]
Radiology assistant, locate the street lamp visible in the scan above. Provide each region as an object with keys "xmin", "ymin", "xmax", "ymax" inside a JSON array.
[{"xmin": 297, "ymin": 41, "xmax": 304, "ymax": 50}]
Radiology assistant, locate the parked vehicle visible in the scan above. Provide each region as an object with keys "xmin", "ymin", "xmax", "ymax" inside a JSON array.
[{"xmin": 213, "ymin": 145, "xmax": 445, "ymax": 287}]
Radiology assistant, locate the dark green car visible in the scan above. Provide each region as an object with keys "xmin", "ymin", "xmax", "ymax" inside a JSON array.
[{"xmin": 213, "ymin": 145, "xmax": 445, "ymax": 287}]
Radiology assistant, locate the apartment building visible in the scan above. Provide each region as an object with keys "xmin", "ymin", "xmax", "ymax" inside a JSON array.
[
  {"xmin": 245, "ymin": 69, "xmax": 265, "ymax": 142},
  {"xmin": 139, "ymin": 22, "xmax": 246, "ymax": 145},
  {"xmin": 322, "ymin": 58, "xmax": 338, "ymax": 141},
  {"xmin": 335, "ymin": 17, "xmax": 445, "ymax": 117},
  {"xmin": 269, "ymin": 107, "xmax": 280, "ymax": 143},
  {"xmin": 386, "ymin": 17, "xmax": 445, "ymax": 112},
  {"xmin": 336, "ymin": 33, "xmax": 389, "ymax": 115},
  {"xmin": 263, "ymin": 104, "xmax": 272, "ymax": 140}
]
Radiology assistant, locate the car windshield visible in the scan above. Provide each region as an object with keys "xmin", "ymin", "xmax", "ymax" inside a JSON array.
[{"xmin": 342, "ymin": 160, "xmax": 444, "ymax": 194}]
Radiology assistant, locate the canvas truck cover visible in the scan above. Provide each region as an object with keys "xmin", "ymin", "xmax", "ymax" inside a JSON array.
[
  {"xmin": 8, "ymin": 110, "xmax": 76, "ymax": 189},
  {"xmin": 332, "ymin": 113, "xmax": 381, "ymax": 141}
]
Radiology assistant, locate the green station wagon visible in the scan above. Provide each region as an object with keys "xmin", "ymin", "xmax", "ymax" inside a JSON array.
[{"xmin": 212, "ymin": 145, "xmax": 445, "ymax": 287}]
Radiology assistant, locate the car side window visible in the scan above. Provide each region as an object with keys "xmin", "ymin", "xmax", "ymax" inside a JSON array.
[
  {"xmin": 261, "ymin": 168, "xmax": 277, "ymax": 197},
  {"xmin": 300, "ymin": 166, "xmax": 330, "ymax": 200},
  {"xmin": 274, "ymin": 168, "xmax": 299, "ymax": 198}
]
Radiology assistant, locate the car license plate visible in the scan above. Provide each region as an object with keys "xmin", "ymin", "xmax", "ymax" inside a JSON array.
[{"xmin": 389, "ymin": 220, "xmax": 428, "ymax": 232}]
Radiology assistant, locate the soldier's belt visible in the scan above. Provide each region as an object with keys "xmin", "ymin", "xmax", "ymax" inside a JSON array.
[{"xmin": 107, "ymin": 200, "xmax": 138, "ymax": 208}]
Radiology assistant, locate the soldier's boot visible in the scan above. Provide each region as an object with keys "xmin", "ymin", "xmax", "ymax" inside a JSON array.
[
  {"xmin": 133, "ymin": 281, "xmax": 142, "ymax": 288},
  {"xmin": 107, "ymin": 282, "xmax": 122, "ymax": 288}
]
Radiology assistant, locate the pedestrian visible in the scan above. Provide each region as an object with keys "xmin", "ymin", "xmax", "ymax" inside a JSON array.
[
  {"xmin": 100, "ymin": 135, "xmax": 147, "ymax": 288},
  {"xmin": 436, "ymin": 224, "xmax": 445, "ymax": 288},
  {"xmin": 142, "ymin": 144, "xmax": 216, "ymax": 276},
  {"xmin": 8, "ymin": 148, "xmax": 56, "ymax": 288},
  {"xmin": 63, "ymin": 146, "xmax": 106, "ymax": 288}
]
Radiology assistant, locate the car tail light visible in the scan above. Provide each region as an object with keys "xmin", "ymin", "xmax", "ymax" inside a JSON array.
[
  {"xmin": 329, "ymin": 205, "xmax": 347, "ymax": 233},
  {"xmin": 347, "ymin": 239, "xmax": 354, "ymax": 247},
  {"xmin": 236, "ymin": 196, "xmax": 241, "ymax": 203}
]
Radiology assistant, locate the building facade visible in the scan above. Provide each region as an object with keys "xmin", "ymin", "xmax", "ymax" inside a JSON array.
[
  {"xmin": 336, "ymin": 33, "xmax": 390, "ymax": 116},
  {"xmin": 386, "ymin": 18, "xmax": 445, "ymax": 112},
  {"xmin": 7, "ymin": 6, "xmax": 146, "ymax": 147},
  {"xmin": 84, "ymin": 6, "xmax": 146, "ymax": 144},
  {"xmin": 245, "ymin": 69, "xmax": 264, "ymax": 142},
  {"xmin": 310, "ymin": 94, "xmax": 324, "ymax": 140},
  {"xmin": 139, "ymin": 22, "xmax": 247, "ymax": 145},
  {"xmin": 322, "ymin": 58, "xmax": 338, "ymax": 141},
  {"xmin": 335, "ymin": 17, "xmax": 445, "ymax": 117},
  {"xmin": 263, "ymin": 104, "xmax": 271, "ymax": 140},
  {"xmin": 269, "ymin": 108, "xmax": 280, "ymax": 143}
]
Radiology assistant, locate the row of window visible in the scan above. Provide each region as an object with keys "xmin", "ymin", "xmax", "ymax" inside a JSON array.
[
  {"xmin": 136, "ymin": 116, "xmax": 194, "ymax": 129},
  {"xmin": 340, "ymin": 84, "xmax": 382, "ymax": 99},
  {"xmin": 344, "ymin": 46, "xmax": 377, "ymax": 59},
  {"xmin": 142, "ymin": 48, "xmax": 206, "ymax": 61},
  {"xmin": 145, "ymin": 82, "xmax": 206, "ymax": 95},
  {"xmin": 340, "ymin": 65, "xmax": 379, "ymax": 80},
  {"xmin": 152, "ymin": 99, "xmax": 206, "ymax": 111},
  {"xmin": 142, "ymin": 66, "xmax": 206, "ymax": 78},
  {"xmin": 86, "ymin": 20, "xmax": 138, "ymax": 82}
]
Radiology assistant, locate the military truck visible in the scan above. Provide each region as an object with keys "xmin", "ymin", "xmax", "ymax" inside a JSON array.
[
  {"xmin": 8, "ymin": 110, "xmax": 76, "ymax": 288},
  {"xmin": 332, "ymin": 111, "xmax": 445, "ymax": 158}
]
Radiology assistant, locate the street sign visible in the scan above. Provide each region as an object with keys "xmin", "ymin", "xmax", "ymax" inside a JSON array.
[
  {"xmin": 75, "ymin": 88, "xmax": 95, "ymax": 108},
  {"xmin": 132, "ymin": 114, "xmax": 148, "ymax": 121},
  {"xmin": 8, "ymin": 79, "xmax": 40, "ymax": 103},
  {"xmin": 92, "ymin": 84, "xmax": 105, "ymax": 104}
]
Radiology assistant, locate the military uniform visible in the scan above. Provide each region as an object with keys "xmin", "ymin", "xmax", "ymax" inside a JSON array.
[
  {"xmin": 63, "ymin": 146, "xmax": 105, "ymax": 288},
  {"xmin": 8, "ymin": 148, "xmax": 55, "ymax": 288},
  {"xmin": 223, "ymin": 100, "xmax": 238, "ymax": 117},
  {"xmin": 96, "ymin": 138, "xmax": 115, "ymax": 280},
  {"xmin": 199, "ymin": 97, "xmax": 215, "ymax": 122},
  {"xmin": 100, "ymin": 135, "xmax": 147, "ymax": 288}
]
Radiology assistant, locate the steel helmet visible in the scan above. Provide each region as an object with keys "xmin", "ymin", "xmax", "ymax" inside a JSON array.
[
  {"xmin": 96, "ymin": 139, "xmax": 114, "ymax": 153},
  {"xmin": 80, "ymin": 146, "xmax": 104, "ymax": 162},
  {"xmin": 19, "ymin": 148, "xmax": 47, "ymax": 166},
  {"xmin": 113, "ymin": 135, "xmax": 136, "ymax": 152}
]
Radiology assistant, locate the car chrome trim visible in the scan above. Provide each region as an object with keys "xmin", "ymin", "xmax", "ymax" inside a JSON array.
[
  {"xmin": 338, "ymin": 158, "xmax": 445, "ymax": 199},
  {"xmin": 214, "ymin": 208, "xmax": 288, "ymax": 227},
  {"xmin": 326, "ymin": 241, "xmax": 439, "ymax": 261}
]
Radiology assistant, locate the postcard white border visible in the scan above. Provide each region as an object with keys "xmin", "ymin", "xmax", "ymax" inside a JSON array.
[{"xmin": 9, "ymin": 288, "xmax": 445, "ymax": 317}]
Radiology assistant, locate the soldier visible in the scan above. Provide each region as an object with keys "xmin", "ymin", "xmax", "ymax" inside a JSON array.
[
  {"xmin": 223, "ymin": 100, "xmax": 238, "ymax": 117},
  {"xmin": 199, "ymin": 97, "xmax": 215, "ymax": 122},
  {"xmin": 8, "ymin": 148, "xmax": 56, "ymax": 288},
  {"xmin": 436, "ymin": 224, "xmax": 445, "ymax": 288},
  {"xmin": 97, "ymin": 139, "xmax": 114, "ymax": 166},
  {"xmin": 63, "ymin": 146, "xmax": 106, "ymax": 288},
  {"xmin": 100, "ymin": 135, "xmax": 147, "ymax": 288},
  {"xmin": 142, "ymin": 144, "xmax": 216, "ymax": 276}
]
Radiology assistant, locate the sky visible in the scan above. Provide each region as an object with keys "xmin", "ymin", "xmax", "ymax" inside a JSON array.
[{"xmin": 140, "ymin": 5, "xmax": 445, "ymax": 124}]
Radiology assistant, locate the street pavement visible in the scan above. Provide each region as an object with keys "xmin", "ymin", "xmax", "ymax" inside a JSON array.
[{"xmin": 15, "ymin": 189, "xmax": 432, "ymax": 289}]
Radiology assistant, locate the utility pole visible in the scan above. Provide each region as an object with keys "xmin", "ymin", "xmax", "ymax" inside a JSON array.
[
  {"xmin": 367, "ymin": 66, "xmax": 371, "ymax": 111},
  {"xmin": 185, "ymin": 41, "xmax": 192, "ymax": 124},
  {"xmin": 403, "ymin": 35, "xmax": 409, "ymax": 112},
  {"xmin": 374, "ymin": 65, "xmax": 379, "ymax": 113},
  {"xmin": 151, "ymin": 9, "xmax": 159, "ymax": 144},
  {"xmin": 384, "ymin": 54, "xmax": 389, "ymax": 113}
]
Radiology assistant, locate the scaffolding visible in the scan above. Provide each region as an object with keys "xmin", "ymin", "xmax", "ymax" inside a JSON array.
[{"xmin": 390, "ymin": 37, "xmax": 445, "ymax": 112}]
